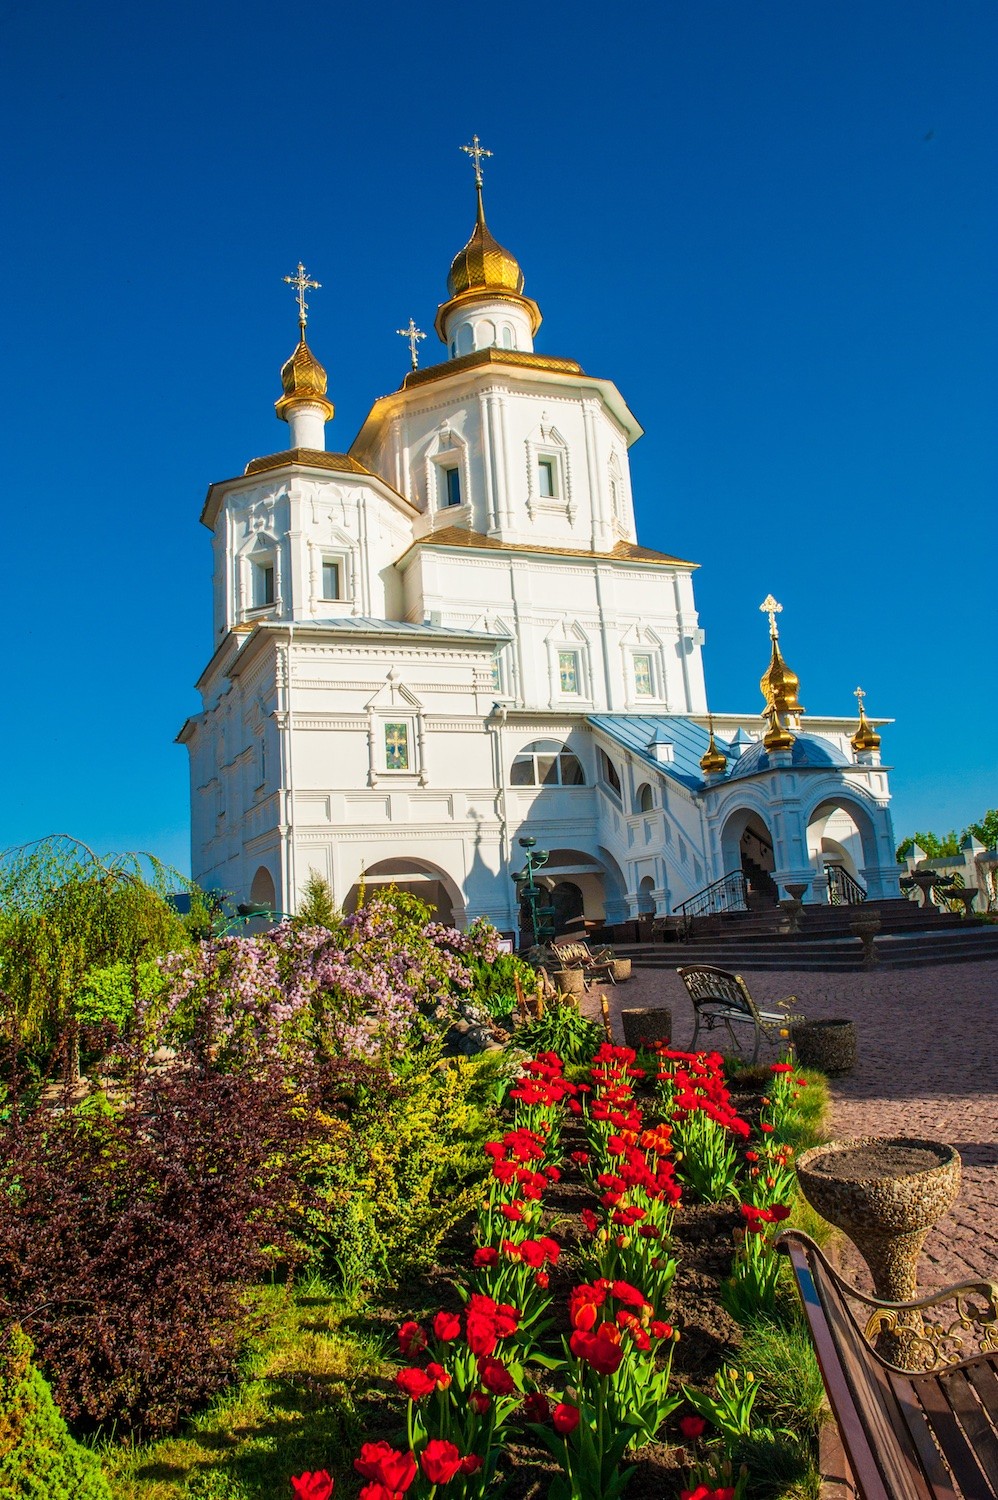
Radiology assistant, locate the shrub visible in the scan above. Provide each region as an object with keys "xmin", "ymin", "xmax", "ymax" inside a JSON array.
[
  {"xmin": 514, "ymin": 1002, "xmax": 604, "ymax": 1064},
  {"xmin": 465, "ymin": 952, "xmax": 537, "ymax": 1019},
  {"xmin": 304, "ymin": 1050, "xmax": 505, "ymax": 1289},
  {"xmin": 0, "ymin": 1061, "xmax": 316, "ymax": 1433},
  {"xmin": 0, "ymin": 1325, "xmax": 111, "ymax": 1499}
]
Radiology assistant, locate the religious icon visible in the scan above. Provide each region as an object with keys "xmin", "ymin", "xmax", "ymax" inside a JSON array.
[{"xmin": 385, "ymin": 722, "xmax": 410, "ymax": 771}]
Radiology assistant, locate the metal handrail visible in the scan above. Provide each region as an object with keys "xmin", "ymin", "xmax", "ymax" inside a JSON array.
[
  {"xmin": 826, "ymin": 867, "xmax": 866, "ymax": 905},
  {"xmin": 675, "ymin": 871, "xmax": 748, "ymax": 936}
]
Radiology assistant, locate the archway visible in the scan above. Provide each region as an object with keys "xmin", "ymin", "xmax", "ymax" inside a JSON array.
[
  {"xmin": 344, "ymin": 857, "xmax": 462, "ymax": 926},
  {"xmin": 634, "ymin": 782, "xmax": 654, "ymax": 814},
  {"xmin": 637, "ymin": 875, "xmax": 656, "ymax": 915},
  {"xmin": 719, "ymin": 807, "xmax": 778, "ymax": 908},
  {"xmin": 550, "ymin": 881, "xmax": 585, "ymax": 934},
  {"xmin": 806, "ymin": 797, "xmax": 881, "ymax": 899}
]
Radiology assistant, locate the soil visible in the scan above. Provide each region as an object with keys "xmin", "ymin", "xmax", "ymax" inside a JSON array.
[
  {"xmin": 806, "ymin": 1142, "xmax": 946, "ymax": 1180},
  {"xmin": 368, "ymin": 1085, "xmax": 755, "ymax": 1499}
]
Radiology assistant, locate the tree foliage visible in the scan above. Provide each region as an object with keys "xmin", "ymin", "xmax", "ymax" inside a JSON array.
[{"xmin": 0, "ymin": 1326, "xmax": 111, "ymax": 1499}]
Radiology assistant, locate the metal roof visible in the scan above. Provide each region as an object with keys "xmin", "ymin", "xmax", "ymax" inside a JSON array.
[{"xmin": 587, "ymin": 714, "xmax": 729, "ymax": 793}]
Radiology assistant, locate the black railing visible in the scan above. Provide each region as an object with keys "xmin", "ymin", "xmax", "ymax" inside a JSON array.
[
  {"xmin": 675, "ymin": 871, "xmax": 748, "ymax": 936},
  {"xmin": 826, "ymin": 867, "xmax": 866, "ymax": 905}
]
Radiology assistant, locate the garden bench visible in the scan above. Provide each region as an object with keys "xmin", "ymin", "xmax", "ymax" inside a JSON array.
[
  {"xmin": 551, "ymin": 939, "xmax": 617, "ymax": 987},
  {"xmin": 777, "ymin": 1228, "xmax": 998, "ymax": 1499},
  {"xmin": 675, "ymin": 964, "xmax": 803, "ymax": 1063}
]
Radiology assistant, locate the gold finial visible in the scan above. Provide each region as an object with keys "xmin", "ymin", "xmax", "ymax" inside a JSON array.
[
  {"xmin": 276, "ymin": 262, "xmax": 333, "ymax": 424},
  {"xmin": 758, "ymin": 593, "xmax": 804, "ymax": 720},
  {"xmin": 396, "ymin": 318, "xmax": 427, "ymax": 371},
  {"xmin": 760, "ymin": 594, "xmax": 783, "ymax": 639},
  {"xmin": 851, "ymin": 686, "xmax": 882, "ymax": 754},
  {"xmin": 460, "ymin": 133, "xmax": 493, "ymax": 188},
  {"xmin": 700, "ymin": 714, "xmax": 728, "ymax": 776},
  {"xmin": 283, "ymin": 262, "xmax": 321, "ymax": 332}
]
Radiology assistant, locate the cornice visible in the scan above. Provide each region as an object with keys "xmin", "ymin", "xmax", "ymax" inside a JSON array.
[{"xmin": 397, "ymin": 526, "xmax": 697, "ymax": 572}]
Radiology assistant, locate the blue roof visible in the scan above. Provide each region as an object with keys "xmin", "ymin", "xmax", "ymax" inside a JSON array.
[
  {"xmin": 587, "ymin": 714, "xmax": 731, "ymax": 793},
  {"xmin": 727, "ymin": 733, "xmax": 849, "ymax": 780}
]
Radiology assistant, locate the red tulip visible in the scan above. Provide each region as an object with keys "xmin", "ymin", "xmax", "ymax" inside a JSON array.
[
  {"xmin": 433, "ymin": 1311, "xmax": 461, "ymax": 1341},
  {"xmin": 552, "ymin": 1402, "xmax": 581, "ymax": 1435},
  {"xmin": 679, "ymin": 1414, "xmax": 707, "ymax": 1440},
  {"xmin": 419, "ymin": 1439, "xmax": 464, "ymax": 1485},
  {"xmin": 291, "ymin": 1471, "xmax": 334, "ymax": 1500},
  {"xmin": 395, "ymin": 1366, "xmax": 437, "ymax": 1401},
  {"xmin": 354, "ymin": 1442, "xmax": 418, "ymax": 1491},
  {"xmin": 397, "ymin": 1321, "xmax": 427, "ymax": 1357}
]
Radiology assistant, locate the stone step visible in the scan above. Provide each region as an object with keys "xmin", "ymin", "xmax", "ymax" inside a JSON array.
[{"xmin": 613, "ymin": 924, "xmax": 998, "ymax": 972}]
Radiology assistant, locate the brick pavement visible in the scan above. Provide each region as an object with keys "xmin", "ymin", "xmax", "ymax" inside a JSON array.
[{"xmin": 586, "ymin": 959, "xmax": 998, "ymax": 1289}]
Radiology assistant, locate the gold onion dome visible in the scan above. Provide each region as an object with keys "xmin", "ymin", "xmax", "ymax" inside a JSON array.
[
  {"xmin": 851, "ymin": 697, "xmax": 882, "ymax": 755},
  {"xmin": 763, "ymin": 705, "xmax": 796, "ymax": 753},
  {"xmin": 436, "ymin": 183, "xmax": 542, "ymax": 338},
  {"xmin": 700, "ymin": 719, "xmax": 728, "ymax": 776},
  {"xmin": 275, "ymin": 332, "xmax": 334, "ymax": 423},
  {"xmin": 760, "ymin": 638, "xmax": 804, "ymax": 718}
]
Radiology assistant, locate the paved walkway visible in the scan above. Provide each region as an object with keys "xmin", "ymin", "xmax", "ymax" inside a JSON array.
[{"xmin": 587, "ymin": 959, "xmax": 998, "ymax": 1289}]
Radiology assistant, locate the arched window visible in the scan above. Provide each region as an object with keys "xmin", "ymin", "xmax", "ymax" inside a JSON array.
[
  {"xmin": 501, "ymin": 325, "xmax": 514, "ymax": 349},
  {"xmin": 510, "ymin": 739, "xmax": 585, "ymax": 787},
  {"xmin": 635, "ymin": 782, "xmax": 654, "ymax": 813}
]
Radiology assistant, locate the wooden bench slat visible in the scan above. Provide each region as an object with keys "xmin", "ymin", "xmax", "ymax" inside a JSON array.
[
  {"xmin": 818, "ymin": 1266, "xmax": 937, "ymax": 1499},
  {"xmin": 785, "ymin": 1243, "xmax": 895, "ymax": 1500},
  {"xmin": 935, "ymin": 1365, "xmax": 998, "ymax": 1494},
  {"xmin": 889, "ymin": 1373, "xmax": 959, "ymax": 1499},
  {"xmin": 966, "ymin": 1358, "xmax": 998, "ymax": 1424},
  {"xmin": 914, "ymin": 1370, "xmax": 996, "ymax": 1498}
]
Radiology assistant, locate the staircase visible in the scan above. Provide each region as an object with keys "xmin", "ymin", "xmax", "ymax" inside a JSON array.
[
  {"xmin": 741, "ymin": 854, "xmax": 780, "ymax": 908},
  {"xmin": 615, "ymin": 899, "xmax": 998, "ymax": 971}
]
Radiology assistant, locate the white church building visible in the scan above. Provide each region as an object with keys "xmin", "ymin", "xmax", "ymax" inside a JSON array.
[{"xmin": 178, "ymin": 143, "xmax": 901, "ymax": 932}]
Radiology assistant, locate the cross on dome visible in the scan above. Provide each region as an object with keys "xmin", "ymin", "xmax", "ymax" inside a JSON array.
[
  {"xmin": 283, "ymin": 262, "xmax": 321, "ymax": 330},
  {"xmin": 460, "ymin": 133, "xmax": 492, "ymax": 187},
  {"xmin": 854, "ymin": 686, "xmax": 866, "ymax": 711},
  {"xmin": 759, "ymin": 594, "xmax": 783, "ymax": 639},
  {"xmin": 396, "ymin": 317, "xmax": 426, "ymax": 370}
]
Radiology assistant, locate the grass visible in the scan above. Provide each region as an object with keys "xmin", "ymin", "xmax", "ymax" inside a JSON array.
[{"xmin": 98, "ymin": 1277, "xmax": 394, "ymax": 1500}]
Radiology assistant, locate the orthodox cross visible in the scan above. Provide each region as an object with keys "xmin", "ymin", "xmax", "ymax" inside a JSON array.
[
  {"xmin": 759, "ymin": 594, "xmax": 783, "ymax": 639},
  {"xmin": 396, "ymin": 317, "xmax": 426, "ymax": 371},
  {"xmin": 283, "ymin": 262, "xmax": 320, "ymax": 330},
  {"xmin": 854, "ymin": 686, "xmax": 867, "ymax": 715},
  {"xmin": 460, "ymin": 133, "xmax": 492, "ymax": 187}
]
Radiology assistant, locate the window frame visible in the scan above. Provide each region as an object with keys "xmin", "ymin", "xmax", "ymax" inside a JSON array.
[{"xmin": 509, "ymin": 740, "xmax": 586, "ymax": 789}]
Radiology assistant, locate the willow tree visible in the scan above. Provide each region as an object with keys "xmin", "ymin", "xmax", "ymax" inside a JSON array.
[{"xmin": 0, "ymin": 836, "xmax": 211, "ymax": 1078}]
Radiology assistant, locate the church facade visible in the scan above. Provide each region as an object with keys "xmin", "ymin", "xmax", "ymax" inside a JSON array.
[{"xmin": 178, "ymin": 145, "xmax": 901, "ymax": 930}]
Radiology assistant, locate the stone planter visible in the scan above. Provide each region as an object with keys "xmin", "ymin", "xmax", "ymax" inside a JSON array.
[
  {"xmin": 620, "ymin": 1007, "xmax": 672, "ymax": 1052},
  {"xmin": 796, "ymin": 1135, "xmax": 961, "ymax": 1361},
  {"xmin": 556, "ymin": 966, "xmax": 586, "ymax": 998},
  {"xmin": 611, "ymin": 958, "xmax": 632, "ymax": 983},
  {"xmin": 791, "ymin": 1018, "xmax": 857, "ymax": 1075},
  {"xmin": 850, "ymin": 914, "xmax": 881, "ymax": 967}
]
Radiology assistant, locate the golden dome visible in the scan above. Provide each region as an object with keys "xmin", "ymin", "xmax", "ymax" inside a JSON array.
[
  {"xmin": 763, "ymin": 706, "xmax": 796, "ymax": 753},
  {"xmin": 447, "ymin": 185, "xmax": 525, "ymax": 297},
  {"xmin": 851, "ymin": 702, "xmax": 882, "ymax": 755},
  {"xmin": 275, "ymin": 332, "xmax": 334, "ymax": 423},
  {"xmin": 435, "ymin": 184, "xmax": 542, "ymax": 340},
  {"xmin": 760, "ymin": 638, "xmax": 804, "ymax": 718},
  {"xmin": 699, "ymin": 719, "xmax": 728, "ymax": 776}
]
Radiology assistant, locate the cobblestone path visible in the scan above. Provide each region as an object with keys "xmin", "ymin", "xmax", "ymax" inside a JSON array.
[{"xmin": 589, "ymin": 959, "xmax": 998, "ymax": 1289}]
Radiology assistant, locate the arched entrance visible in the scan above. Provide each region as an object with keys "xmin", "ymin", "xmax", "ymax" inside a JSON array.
[
  {"xmin": 719, "ymin": 808, "xmax": 779, "ymax": 908},
  {"xmin": 344, "ymin": 858, "xmax": 462, "ymax": 926},
  {"xmin": 550, "ymin": 880, "xmax": 585, "ymax": 933},
  {"xmin": 806, "ymin": 797, "xmax": 883, "ymax": 900}
]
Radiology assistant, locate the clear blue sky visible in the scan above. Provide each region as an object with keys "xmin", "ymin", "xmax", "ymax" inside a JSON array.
[{"xmin": 3, "ymin": 0, "xmax": 995, "ymax": 874}]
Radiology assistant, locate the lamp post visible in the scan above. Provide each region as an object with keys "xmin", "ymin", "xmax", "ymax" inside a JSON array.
[{"xmin": 512, "ymin": 836, "xmax": 555, "ymax": 945}]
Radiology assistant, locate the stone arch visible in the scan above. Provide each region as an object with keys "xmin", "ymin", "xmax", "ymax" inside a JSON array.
[
  {"xmin": 596, "ymin": 844, "xmax": 630, "ymax": 924},
  {"xmin": 344, "ymin": 857, "xmax": 465, "ymax": 927},
  {"xmin": 718, "ymin": 805, "xmax": 778, "ymax": 907},
  {"xmin": 804, "ymin": 791, "xmax": 885, "ymax": 896},
  {"xmin": 550, "ymin": 880, "xmax": 585, "ymax": 933},
  {"xmin": 637, "ymin": 875, "xmax": 656, "ymax": 915},
  {"xmin": 249, "ymin": 864, "xmax": 277, "ymax": 910}
]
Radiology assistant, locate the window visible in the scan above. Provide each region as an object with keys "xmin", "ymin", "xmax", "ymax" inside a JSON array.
[
  {"xmin": 633, "ymin": 653, "xmax": 653, "ymax": 697},
  {"xmin": 443, "ymin": 466, "xmax": 462, "ymax": 507},
  {"xmin": 252, "ymin": 560, "xmax": 275, "ymax": 608},
  {"xmin": 510, "ymin": 739, "xmax": 585, "ymax": 787},
  {"xmin": 538, "ymin": 458, "xmax": 556, "ymax": 497},
  {"xmin": 384, "ymin": 722, "xmax": 411, "ymax": 771},
  {"xmin": 598, "ymin": 747, "xmax": 622, "ymax": 796},
  {"xmin": 322, "ymin": 559, "xmax": 340, "ymax": 600},
  {"xmin": 558, "ymin": 650, "xmax": 580, "ymax": 695},
  {"xmin": 635, "ymin": 782, "xmax": 654, "ymax": 813},
  {"xmin": 501, "ymin": 326, "xmax": 514, "ymax": 349}
]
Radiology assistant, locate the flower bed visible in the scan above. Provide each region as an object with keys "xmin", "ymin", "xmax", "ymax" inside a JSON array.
[{"xmin": 293, "ymin": 1043, "xmax": 826, "ymax": 1500}]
